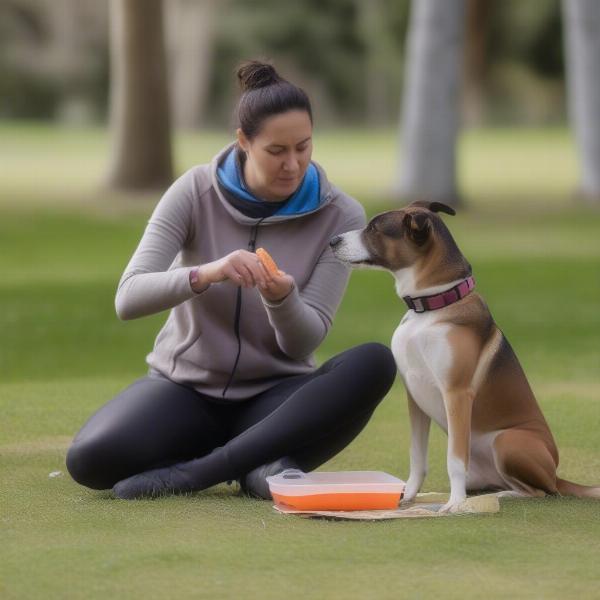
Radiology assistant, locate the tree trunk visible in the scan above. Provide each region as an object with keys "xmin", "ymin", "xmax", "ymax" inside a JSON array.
[
  {"xmin": 168, "ymin": 0, "xmax": 216, "ymax": 130},
  {"xmin": 463, "ymin": 0, "xmax": 492, "ymax": 127},
  {"xmin": 397, "ymin": 0, "xmax": 466, "ymax": 206},
  {"xmin": 562, "ymin": 0, "xmax": 600, "ymax": 202},
  {"xmin": 106, "ymin": 0, "xmax": 173, "ymax": 191}
]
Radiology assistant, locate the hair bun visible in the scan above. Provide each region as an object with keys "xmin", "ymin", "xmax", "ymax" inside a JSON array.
[{"xmin": 237, "ymin": 60, "xmax": 282, "ymax": 91}]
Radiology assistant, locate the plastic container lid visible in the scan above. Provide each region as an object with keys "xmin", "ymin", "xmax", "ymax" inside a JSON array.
[{"xmin": 267, "ymin": 470, "xmax": 405, "ymax": 511}]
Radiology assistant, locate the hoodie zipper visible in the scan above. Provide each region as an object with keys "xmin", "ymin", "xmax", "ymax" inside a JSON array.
[{"xmin": 222, "ymin": 217, "xmax": 267, "ymax": 397}]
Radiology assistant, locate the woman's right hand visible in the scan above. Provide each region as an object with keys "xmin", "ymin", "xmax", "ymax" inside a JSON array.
[{"xmin": 196, "ymin": 250, "xmax": 270, "ymax": 289}]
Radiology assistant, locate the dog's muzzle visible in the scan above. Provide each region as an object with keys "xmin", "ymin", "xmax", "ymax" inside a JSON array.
[{"xmin": 329, "ymin": 230, "xmax": 375, "ymax": 267}]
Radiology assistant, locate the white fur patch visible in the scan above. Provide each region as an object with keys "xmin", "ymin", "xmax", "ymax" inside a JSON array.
[
  {"xmin": 467, "ymin": 431, "xmax": 506, "ymax": 491},
  {"xmin": 393, "ymin": 267, "xmax": 417, "ymax": 298},
  {"xmin": 443, "ymin": 454, "xmax": 468, "ymax": 511},
  {"xmin": 331, "ymin": 230, "xmax": 370, "ymax": 263},
  {"xmin": 392, "ymin": 312, "xmax": 453, "ymax": 430},
  {"xmin": 332, "ymin": 230, "xmax": 387, "ymax": 271}
]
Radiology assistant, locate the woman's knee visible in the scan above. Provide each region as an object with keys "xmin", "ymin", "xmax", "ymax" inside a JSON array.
[
  {"xmin": 322, "ymin": 342, "xmax": 397, "ymax": 409},
  {"xmin": 65, "ymin": 438, "xmax": 118, "ymax": 490},
  {"xmin": 345, "ymin": 342, "xmax": 397, "ymax": 391},
  {"xmin": 360, "ymin": 342, "xmax": 396, "ymax": 373}
]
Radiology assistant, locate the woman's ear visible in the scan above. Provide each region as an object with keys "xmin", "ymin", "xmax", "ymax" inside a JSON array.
[{"xmin": 236, "ymin": 128, "xmax": 249, "ymax": 153}]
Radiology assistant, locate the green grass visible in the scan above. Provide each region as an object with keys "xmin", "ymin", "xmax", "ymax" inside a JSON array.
[{"xmin": 1, "ymin": 123, "xmax": 600, "ymax": 599}]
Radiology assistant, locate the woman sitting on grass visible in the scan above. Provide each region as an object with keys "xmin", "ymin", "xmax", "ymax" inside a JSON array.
[{"xmin": 66, "ymin": 60, "xmax": 396, "ymax": 500}]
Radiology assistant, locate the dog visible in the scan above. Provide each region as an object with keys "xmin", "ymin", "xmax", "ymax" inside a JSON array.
[{"xmin": 330, "ymin": 200, "xmax": 600, "ymax": 512}]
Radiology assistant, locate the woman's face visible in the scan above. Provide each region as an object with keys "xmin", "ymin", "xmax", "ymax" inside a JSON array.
[{"xmin": 237, "ymin": 110, "xmax": 313, "ymax": 202}]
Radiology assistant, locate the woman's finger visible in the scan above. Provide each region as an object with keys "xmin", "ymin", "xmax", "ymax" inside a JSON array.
[
  {"xmin": 239, "ymin": 256, "xmax": 262, "ymax": 287},
  {"xmin": 222, "ymin": 264, "xmax": 246, "ymax": 287},
  {"xmin": 238, "ymin": 262, "xmax": 256, "ymax": 287},
  {"xmin": 247, "ymin": 256, "xmax": 272, "ymax": 286},
  {"xmin": 228, "ymin": 255, "xmax": 255, "ymax": 287}
]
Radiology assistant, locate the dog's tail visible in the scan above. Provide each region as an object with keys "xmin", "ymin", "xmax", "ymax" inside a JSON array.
[{"xmin": 557, "ymin": 478, "xmax": 600, "ymax": 499}]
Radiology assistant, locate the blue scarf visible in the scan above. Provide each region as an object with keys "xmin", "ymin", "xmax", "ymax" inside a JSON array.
[{"xmin": 217, "ymin": 148, "xmax": 321, "ymax": 216}]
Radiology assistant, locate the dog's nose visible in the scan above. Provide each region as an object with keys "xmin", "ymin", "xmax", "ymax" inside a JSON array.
[{"xmin": 329, "ymin": 235, "xmax": 343, "ymax": 249}]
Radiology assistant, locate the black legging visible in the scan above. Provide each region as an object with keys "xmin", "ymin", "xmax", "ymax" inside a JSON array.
[{"xmin": 66, "ymin": 343, "xmax": 397, "ymax": 492}]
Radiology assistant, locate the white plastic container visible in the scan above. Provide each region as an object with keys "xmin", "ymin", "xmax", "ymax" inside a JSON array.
[{"xmin": 266, "ymin": 470, "xmax": 405, "ymax": 511}]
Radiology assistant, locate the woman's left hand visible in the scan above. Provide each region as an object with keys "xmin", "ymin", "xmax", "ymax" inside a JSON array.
[{"xmin": 259, "ymin": 271, "xmax": 295, "ymax": 303}]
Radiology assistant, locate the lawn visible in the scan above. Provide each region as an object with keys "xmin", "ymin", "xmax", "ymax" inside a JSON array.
[{"xmin": 1, "ymin": 123, "xmax": 599, "ymax": 599}]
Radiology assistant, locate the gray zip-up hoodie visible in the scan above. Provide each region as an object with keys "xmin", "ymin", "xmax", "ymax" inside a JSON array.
[{"xmin": 115, "ymin": 144, "xmax": 366, "ymax": 400}]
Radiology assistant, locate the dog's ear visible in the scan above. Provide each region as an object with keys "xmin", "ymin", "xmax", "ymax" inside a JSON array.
[
  {"xmin": 409, "ymin": 200, "xmax": 456, "ymax": 216},
  {"xmin": 403, "ymin": 212, "xmax": 431, "ymax": 246}
]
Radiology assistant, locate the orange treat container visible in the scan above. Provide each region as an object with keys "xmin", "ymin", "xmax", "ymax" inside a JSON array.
[{"xmin": 267, "ymin": 470, "xmax": 405, "ymax": 511}]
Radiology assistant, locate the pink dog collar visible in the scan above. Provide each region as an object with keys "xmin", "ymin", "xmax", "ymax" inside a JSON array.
[{"xmin": 403, "ymin": 276, "xmax": 475, "ymax": 313}]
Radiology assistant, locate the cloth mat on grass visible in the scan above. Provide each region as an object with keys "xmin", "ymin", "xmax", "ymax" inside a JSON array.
[{"xmin": 273, "ymin": 492, "xmax": 502, "ymax": 520}]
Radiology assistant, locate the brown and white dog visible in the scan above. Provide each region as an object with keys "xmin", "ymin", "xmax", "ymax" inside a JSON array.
[{"xmin": 330, "ymin": 201, "xmax": 600, "ymax": 512}]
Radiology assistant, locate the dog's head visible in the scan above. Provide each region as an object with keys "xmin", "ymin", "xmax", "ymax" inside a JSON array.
[{"xmin": 330, "ymin": 201, "xmax": 457, "ymax": 272}]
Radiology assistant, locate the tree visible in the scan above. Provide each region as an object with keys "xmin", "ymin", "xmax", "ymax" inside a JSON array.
[
  {"xmin": 106, "ymin": 0, "xmax": 173, "ymax": 191},
  {"xmin": 463, "ymin": 0, "xmax": 493, "ymax": 126},
  {"xmin": 167, "ymin": 0, "xmax": 217, "ymax": 130},
  {"xmin": 562, "ymin": 0, "xmax": 600, "ymax": 203},
  {"xmin": 397, "ymin": 0, "xmax": 466, "ymax": 206}
]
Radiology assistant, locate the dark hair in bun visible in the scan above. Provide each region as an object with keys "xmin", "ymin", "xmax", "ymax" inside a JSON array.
[
  {"xmin": 236, "ymin": 60, "xmax": 313, "ymax": 139},
  {"xmin": 237, "ymin": 61, "xmax": 282, "ymax": 91}
]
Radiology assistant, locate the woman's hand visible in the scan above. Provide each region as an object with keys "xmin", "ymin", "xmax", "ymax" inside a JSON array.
[
  {"xmin": 258, "ymin": 271, "xmax": 295, "ymax": 303},
  {"xmin": 193, "ymin": 249, "xmax": 294, "ymax": 302},
  {"xmin": 198, "ymin": 250, "xmax": 270, "ymax": 288}
]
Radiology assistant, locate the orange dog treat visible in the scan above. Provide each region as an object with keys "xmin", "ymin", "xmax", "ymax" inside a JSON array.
[{"xmin": 256, "ymin": 247, "xmax": 282, "ymax": 276}]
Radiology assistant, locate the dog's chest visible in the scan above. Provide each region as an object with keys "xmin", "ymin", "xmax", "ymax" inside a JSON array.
[{"xmin": 391, "ymin": 312, "xmax": 453, "ymax": 429}]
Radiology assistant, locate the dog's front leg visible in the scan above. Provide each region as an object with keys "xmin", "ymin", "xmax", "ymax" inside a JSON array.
[
  {"xmin": 403, "ymin": 391, "xmax": 431, "ymax": 503},
  {"xmin": 440, "ymin": 387, "xmax": 474, "ymax": 513}
]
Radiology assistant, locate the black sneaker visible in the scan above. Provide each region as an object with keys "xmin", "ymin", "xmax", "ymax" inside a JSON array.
[
  {"xmin": 113, "ymin": 464, "xmax": 193, "ymax": 500},
  {"xmin": 240, "ymin": 456, "xmax": 301, "ymax": 500}
]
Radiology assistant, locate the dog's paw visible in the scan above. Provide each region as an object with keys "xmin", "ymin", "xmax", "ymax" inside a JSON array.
[
  {"xmin": 439, "ymin": 497, "xmax": 467, "ymax": 514},
  {"xmin": 402, "ymin": 489, "xmax": 418, "ymax": 504},
  {"xmin": 403, "ymin": 480, "xmax": 422, "ymax": 503}
]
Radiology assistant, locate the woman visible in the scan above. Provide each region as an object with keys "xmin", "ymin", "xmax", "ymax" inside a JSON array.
[{"xmin": 66, "ymin": 61, "xmax": 397, "ymax": 500}]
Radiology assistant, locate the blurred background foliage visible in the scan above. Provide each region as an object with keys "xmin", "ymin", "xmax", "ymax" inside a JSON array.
[{"xmin": 0, "ymin": 0, "xmax": 570, "ymax": 127}]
